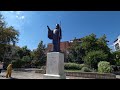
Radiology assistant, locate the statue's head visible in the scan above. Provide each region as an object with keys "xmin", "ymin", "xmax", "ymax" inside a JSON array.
[{"xmin": 56, "ymin": 24, "xmax": 59, "ymax": 29}]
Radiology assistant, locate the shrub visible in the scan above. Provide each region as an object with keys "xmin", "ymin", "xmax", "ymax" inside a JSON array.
[
  {"xmin": 98, "ymin": 61, "xmax": 112, "ymax": 73},
  {"xmin": 84, "ymin": 50, "xmax": 108, "ymax": 69},
  {"xmin": 80, "ymin": 64, "xmax": 85, "ymax": 69},
  {"xmin": 22, "ymin": 56, "xmax": 31, "ymax": 63},
  {"xmin": 64, "ymin": 63, "xmax": 83, "ymax": 70},
  {"xmin": 81, "ymin": 67, "xmax": 91, "ymax": 72},
  {"xmin": 12, "ymin": 60, "xmax": 24, "ymax": 68}
]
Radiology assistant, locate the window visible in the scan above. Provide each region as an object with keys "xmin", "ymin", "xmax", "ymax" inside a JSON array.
[{"xmin": 115, "ymin": 43, "xmax": 120, "ymax": 50}]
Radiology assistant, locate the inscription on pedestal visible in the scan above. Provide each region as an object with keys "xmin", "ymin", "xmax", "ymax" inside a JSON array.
[
  {"xmin": 46, "ymin": 54, "xmax": 59, "ymax": 74},
  {"xmin": 44, "ymin": 52, "xmax": 66, "ymax": 79}
]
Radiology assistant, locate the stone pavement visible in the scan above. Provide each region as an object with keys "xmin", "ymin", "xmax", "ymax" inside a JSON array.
[
  {"xmin": 0, "ymin": 69, "xmax": 119, "ymax": 79},
  {"xmin": 116, "ymin": 75, "xmax": 120, "ymax": 79},
  {"xmin": 0, "ymin": 70, "xmax": 92, "ymax": 79},
  {"xmin": 0, "ymin": 71, "xmax": 43, "ymax": 79}
]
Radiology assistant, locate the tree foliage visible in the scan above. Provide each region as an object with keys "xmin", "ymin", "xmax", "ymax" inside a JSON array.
[
  {"xmin": 67, "ymin": 33, "xmax": 111, "ymax": 69},
  {"xmin": 17, "ymin": 46, "xmax": 31, "ymax": 59},
  {"xmin": 33, "ymin": 41, "xmax": 46, "ymax": 66},
  {"xmin": 81, "ymin": 33, "xmax": 110, "ymax": 54},
  {"xmin": 112, "ymin": 51, "xmax": 120, "ymax": 66},
  {"xmin": 67, "ymin": 38, "xmax": 85, "ymax": 63},
  {"xmin": 84, "ymin": 50, "xmax": 108, "ymax": 69},
  {"xmin": 0, "ymin": 13, "xmax": 19, "ymax": 63}
]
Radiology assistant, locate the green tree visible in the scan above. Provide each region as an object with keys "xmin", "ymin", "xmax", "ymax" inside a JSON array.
[
  {"xmin": 81, "ymin": 34, "xmax": 110, "ymax": 54},
  {"xmin": 10, "ymin": 46, "xmax": 32, "ymax": 68},
  {"xmin": 0, "ymin": 14, "xmax": 19, "ymax": 63},
  {"xmin": 80, "ymin": 34, "xmax": 111, "ymax": 69},
  {"xmin": 21, "ymin": 56, "xmax": 31, "ymax": 67},
  {"xmin": 22, "ymin": 46, "xmax": 31, "ymax": 57},
  {"xmin": 22, "ymin": 56, "xmax": 31, "ymax": 63},
  {"xmin": 84, "ymin": 50, "xmax": 108, "ymax": 69},
  {"xmin": 12, "ymin": 59, "xmax": 24, "ymax": 68},
  {"xmin": 112, "ymin": 51, "xmax": 120, "ymax": 66},
  {"xmin": 67, "ymin": 33, "xmax": 111, "ymax": 65},
  {"xmin": 81, "ymin": 33, "xmax": 97, "ymax": 53},
  {"xmin": 34, "ymin": 41, "xmax": 46, "ymax": 66},
  {"xmin": 97, "ymin": 34, "xmax": 112, "ymax": 62},
  {"xmin": 67, "ymin": 38, "xmax": 85, "ymax": 63},
  {"xmin": 30, "ymin": 51, "xmax": 35, "ymax": 60},
  {"xmin": 17, "ymin": 46, "xmax": 31, "ymax": 59}
]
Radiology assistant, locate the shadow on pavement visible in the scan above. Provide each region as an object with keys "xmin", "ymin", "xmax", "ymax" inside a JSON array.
[{"xmin": 5, "ymin": 77, "xmax": 18, "ymax": 79}]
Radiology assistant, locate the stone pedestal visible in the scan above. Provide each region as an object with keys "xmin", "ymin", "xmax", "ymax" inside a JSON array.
[{"xmin": 43, "ymin": 52, "xmax": 66, "ymax": 79}]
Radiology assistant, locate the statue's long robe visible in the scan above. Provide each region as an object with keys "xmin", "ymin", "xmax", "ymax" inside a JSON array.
[{"xmin": 48, "ymin": 27, "xmax": 62, "ymax": 52}]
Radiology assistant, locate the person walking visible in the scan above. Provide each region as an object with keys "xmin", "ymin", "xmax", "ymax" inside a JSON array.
[{"xmin": 6, "ymin": 63, "xmax": 12, "ymax": 78}]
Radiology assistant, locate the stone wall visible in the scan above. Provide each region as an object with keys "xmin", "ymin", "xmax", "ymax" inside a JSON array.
[
  {"xmin": 14, "ymin": 67, "xmax": 116, "ymax": 79},
  {"xmin": 35, "ymin": 69, "xmax": 116, "ymax": 79},
  {"xmin": 35, "ymin": 69, "xmax": 46, "ymax": 74},
  {"xmin": 65, "ymin": 72, "xmax": 116, "ymax": 79}
]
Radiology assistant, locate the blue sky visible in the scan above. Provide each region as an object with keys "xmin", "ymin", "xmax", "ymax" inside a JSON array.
[{"xmin": 1, "ymin": 11, "xmax": 120, "ymax": 51}]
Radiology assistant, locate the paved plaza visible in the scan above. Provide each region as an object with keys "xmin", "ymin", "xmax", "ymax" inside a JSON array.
[
  {"xmin": 0, "ymin": 69, "xmax": 92, "ymax": 79},
  {"xmin": 0, "ymin": 69, "xmax": 119, "ymax": 79},
  {"xmin": 0, "ymin": 71, "xmax": 44, "ymax": 79}
]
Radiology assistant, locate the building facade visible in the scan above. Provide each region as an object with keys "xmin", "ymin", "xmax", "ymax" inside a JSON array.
[
  {"xmin": 114, "ymin": 35, "xmax": 120, "ymax": 51},
  {"xmin": 47, "ymin": 41, "xmax": 71, "ymax": 53},
  {"xmin": 46, "ymin": 38, "xmax": 82, "ymax": 61},
  {"xmin": 46, "ymin": 38, "xmax": 82, "ymax": 53}
]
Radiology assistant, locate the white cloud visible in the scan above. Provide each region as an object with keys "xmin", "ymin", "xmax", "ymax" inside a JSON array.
[
  {"xmin": 1, "ymin": 11, "xmax": 32, "ymax": 34},
  {"xmin": 21, "ymin": 16, "xmax": 25, "ymax": 19},
  {"xmin": 1, "ymin": 11, "xmax": 27, "ymax": 34},
  {"xmin": 8, "ymin": 11, "xmax": 25, "ymax": 20},
  {"xmin": 109, "ymin": 44, "xmax": 114, "ymax": 47},
  {"xmin": 16, "ymin": 15, "xmax": 19, "ymax": 18},
  {"xmin": 16, "ymin": 15, "xmax": 25, "ymax": 20},
  {"xmin": 10, "ymin": 11, "xmax": 14, "ymax": 13},
  {"xmin": 16, "ymin": 11, "xmax": 22, "ymax": 15},
  {"xmin": 14, "ymin": 11, "xmax": 25, "ymax": 20}
]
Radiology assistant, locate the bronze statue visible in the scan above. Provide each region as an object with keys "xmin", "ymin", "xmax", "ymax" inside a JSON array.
[{"xmin": 47, "ymin": 24, "xmax": 62, "ymax": 52}]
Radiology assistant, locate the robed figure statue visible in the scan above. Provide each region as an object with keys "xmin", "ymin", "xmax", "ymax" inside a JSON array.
[{"xmin": 47, "ymin": 24, "xmax": 62, "ymax": 52}]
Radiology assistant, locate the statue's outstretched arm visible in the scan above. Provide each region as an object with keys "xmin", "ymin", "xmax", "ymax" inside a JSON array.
[
  {"xmin": 47, "ymin": 25, "xmax": 53, "ymax": 39},
  {"xmin": 47, "ymin": 26, "xmax": 51, "ymax": 31}
]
